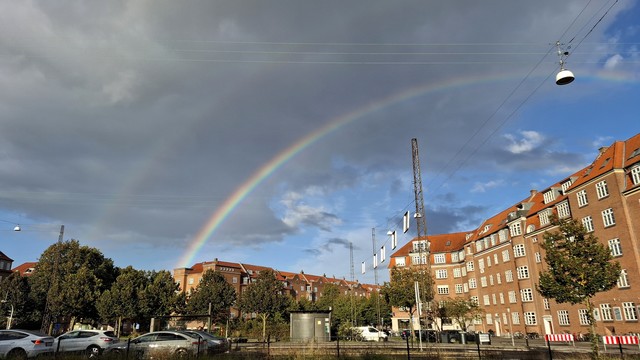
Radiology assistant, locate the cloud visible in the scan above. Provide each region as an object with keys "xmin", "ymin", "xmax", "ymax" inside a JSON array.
[
  {"xmin": 471, "ymin": 180, "xmax": 504, "ymax": 193},
  {"xmin": 280, "ymin": 191, "xmax": 341, "ymax": 232},
  {"xmin": 604, "ymin": 54, "xmax": 624, "ymax": 70},
  {"xmin": 504, "ymin": 131, "xmax": 545, "ymax": 154}
]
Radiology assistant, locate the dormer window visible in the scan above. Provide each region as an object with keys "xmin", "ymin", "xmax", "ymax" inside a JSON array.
[
  {"xmin": 631, "ymin": 165, "xmax": 640, "ymax": 185},
  {"xmin": 543, "ymin": 190, "xmax": 555, "ymax": 204},
  {"xmin": 561, "ymin": 180, "xmax": 572, "ymax": 192},
  {"xmin": 483, "ymin": 224, "xmax": 492, "ymax": 233}
]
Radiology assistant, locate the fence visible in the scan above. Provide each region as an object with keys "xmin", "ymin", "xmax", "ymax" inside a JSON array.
[{"xmin": 602, "ymin": 335, "xmax": 640, "ymax": 356}]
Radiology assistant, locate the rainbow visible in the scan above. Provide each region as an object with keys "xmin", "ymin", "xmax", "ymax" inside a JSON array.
[{"xmin": 176, "ymin": 72, "xmax": 540, "ymax": 268}]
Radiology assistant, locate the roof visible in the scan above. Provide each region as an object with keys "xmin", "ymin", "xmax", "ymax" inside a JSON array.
[
  {"xmin": 12, "ymin": 261, "xmax": 36, "ymax": 276},
  {"xmin": 0, "ymin": 251, "xmax": 13, "ymax": 262}
]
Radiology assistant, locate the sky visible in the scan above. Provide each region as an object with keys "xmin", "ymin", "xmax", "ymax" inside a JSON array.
[{"xmin": 0, "ymin": 0, "xmax": 639, "ymax": 285}]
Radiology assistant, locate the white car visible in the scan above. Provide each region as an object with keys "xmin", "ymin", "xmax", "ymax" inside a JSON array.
[
  {"xmin": 54, "ymin": 330, "xmax": 119, "ymax": 358},
  {"xmin": 104, "ymin": 331, "xmax": 204, "ymax": 359},
  {"xmin": 353, "ymin": 326, "xmax": 388, "ymax": 342},
  {"xmin": 0, "ymin": 329, "xmax": 54, "ymax": 359}
]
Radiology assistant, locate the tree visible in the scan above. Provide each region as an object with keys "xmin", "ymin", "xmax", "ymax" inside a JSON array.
[
  {"xmin": 537, "ymin": 216, "xmax": 621, "ymax": 359},
  {"xmin": 186, "ymin": 270, "xmax": 236, "ymax": 327},
  {"xmin": 0, "ymin": 272, "xmax": 39, "ymax": 328},
  {"xmin": 381, "ymin": 266, "xmax": 433, "ymax": 334},
  {"xmin": 237, "ymin": 269, "xmax": 290, "ymax": 340},
  {"xmin": 97, "ymin": 266, "xmax": 147, "ymax": 335},
  {"xmin": 29, "ymin": 240, "xmax": 117, "ymax": 330},
  {"xmin": 140, "ymin": 270, "xmax": 183, "ymax": 320},
  {"xmin": 440, "ymin": 297, "xmax": 483, "ymax": 332}
]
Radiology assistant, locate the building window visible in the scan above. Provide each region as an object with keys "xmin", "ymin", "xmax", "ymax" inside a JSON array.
[
  {"xmin": 601, "ymin": 304, "xmax": 613, "ymax": 321},
  {"xmin": 499, "ymin": 293, "xmax": 505, "ymax": 304},
  {"xmin": 512, "ymin": 311, "xmax": 520, "ymax": 325},
  {"xmin": 602, "ymin": 208, "xmax": 616, "ymax": 227},
  {"xmin": 483, "ymin": 295, "xmax": 490, "ymax": 306},
  {"xmin": 558, "ymin": 310, "xmax": 570, "ymax": 325},
  {"xmin": 508, "ymin": 291, "xmax": 517, "ymax": 303},
  {"xmin": 517, "ymin": 266, "xmax": 530, "ymax": 279},
  {"xmin": 582, "ymin": 216, "xmax": 594, "ymax": 233},
  {"xmin": 510, "ymin": 222, "xmax": 522, "ymax": 237},
  {"xmin": 557, "ymin": 201, "xmax": 570, "ymax": 218},
  {"xmin": 623, "ymin": 302, "xmax": 637, "ymax": 321},
  {"xmin": 608, "ymin": 238, "xmax": 622, "ymax": 257},
  {"xmin": 452, "ymin": 252, "xmax": 459, "ymax": 262},
  {"xmin": 562, "ymin": 180, "xmax": 572, "ymax": 192},
  {"xmin": 577, "ymin": 190, "xmax": 588, "ymax": 207},
  {"xmin": 524, "ymin": 312, "xmax": 537, "ymax": 325},
  {"xmin": 540, "ymin": 209, "xmax": 551, "ymax": 226},
  {"xmin": 496, "ymin": 273, "xmax": 502, "ymax": 284},
  {"xmin": 487, "ymin": 256, "xmax": 492, "ymax": 267},
  {"xmin": 502, "ymin": 249, "xmax": 510, "ymax": 262},
  {"xmin": 579, "ymin": 309, "xmax": 590, "ymax": 325},
  {"xmin": 499, "ymin": 229, "xmax": 508, "ymax": 242},
  {"xmin": 232, "ymin": 277, "xmax": 238, "ymax": 284},
  {"xmin": 596, "ymin": 180, "xmax": 609, "ymax": 199},
  {"xmin": 434, "ymin": 254, "xmax": 446, "ymax": 264},
  {"xmin": 436, "ymin": 269, "xmax": 448, "ymax": 279},
  {"xmin": 543, "ymin": 298, "xmax": 550, "ymax": 310},
  {"xmin": 469, "ymin": 278, "xmax": 477, "ymax": 289},
  {"xmin": 617, "ymin": 269, "xmax": 629, "ymax": 288},
  {"xmin": 437, "ymin": 285, "xmax": 449, "ymax": 295},
  {"xmin": 520, "ymin": 288, "xmax": 534, "ymax": 302},
  {"xmin": 478, "ymin": 259, "xmax": 485, "ymax": 274},
  {"xmin": 466, "ymin": 261, "xmax": 474, "ymax": 272},
  {"xmin": 188, "ymin": 278, "xmax": 194, "ymax": 285},
  {"xmin": 513, "ymin": 244, "xmax": 526, "ymax": 257},
  {"xmin": 453, "ymin": 268, "xmax": 461, "ymax": 278},
  {"xmin": 505, "ymin": 270, "xmax": 514, "ymax": 283},
  {"xmin": 480, "ymin": 277, "xmax": 487, "ymax": 288},
  {"xmin": 455, "ymin": 284, "xmax": 464, "ymax": 294},
  {"xmin": 476, "ymin": 240, "xmax": 484, "ymax": 252},
  {"xmin": 632, "ymin": 166, "xmax": 640, "ymax": 185},
  {"xmin": 535, "ymin": 252, "xmax": 542, "ymax": 263},
  {"xmin": 543, "ymin": 190, "xmax": 555, "ymax": 204}
]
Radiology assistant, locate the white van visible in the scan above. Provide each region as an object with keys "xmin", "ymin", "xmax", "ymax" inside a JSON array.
[{"xmin": 354, "ymin": 326, "xmax": 388, "ymax": 342}]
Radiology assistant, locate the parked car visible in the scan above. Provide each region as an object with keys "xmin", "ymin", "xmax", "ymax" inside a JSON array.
[
  {"xmin": 0, "ymin": 329, "xmax": 54, "ymax": 359},
  {"xmin": 104, "ymin": 331, "xmax": 204, "ymax": 359},
  {"xmin": 54, "ymin": 329, "xmax": 119, "ymax": 358},
  {"xmin": 179, "ymin": 330, "xmax": 229, "ymax": 354},
  {"xmin": 353, "ymin": 326, "xmax": 388, "ymax": 342}
]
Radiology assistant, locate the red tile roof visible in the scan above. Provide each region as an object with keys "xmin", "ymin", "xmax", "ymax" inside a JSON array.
[{"xmin": 12, "ymin": 261, "xmax": 36, "ymax": 276}]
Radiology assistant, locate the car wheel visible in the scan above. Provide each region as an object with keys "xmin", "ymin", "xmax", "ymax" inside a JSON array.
[
  {"xmin": 86, "ymin": 345, "xmax": 101, "ymax": 358},
  {"xmin": 7, "ymin": 349, "xmax": 27, "ymax": 360},
  {"xmin": 175, "ymin": 348, "xmax": 189, "ymax": 359}
]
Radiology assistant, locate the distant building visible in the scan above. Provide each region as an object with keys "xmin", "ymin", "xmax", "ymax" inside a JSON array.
[
  {"xmin": 0, "ymin": 252, "xmax": 13, "ymax": 281},
  {"xmin": 174, "ymin": 258, "xmax": 378, "ymax": 319},
  {"xmin": 389, "ymin": 132, "xmax": 640, "ymax": 337},
  {"xmin": 12, "ymin": 262, "xmax": 37, "ymax": 277}
]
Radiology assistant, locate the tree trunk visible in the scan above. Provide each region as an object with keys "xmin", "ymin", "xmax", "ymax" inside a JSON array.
[
  {"xmin": 584, "ymin": 299, "xmax": 600, "ymax": 360},
  {"xmin": 261, "ymin": 313, "xmax": 268, "ymax": 341}
]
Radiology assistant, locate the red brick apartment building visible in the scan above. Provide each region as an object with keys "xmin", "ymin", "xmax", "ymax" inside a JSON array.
[
  {"xmin": 389, "ymin": 133, "xmax": 640, "ymax": 337},
  {"xmin": 173, "ymin": 258, "xmax": 377, "ymax": 318}
]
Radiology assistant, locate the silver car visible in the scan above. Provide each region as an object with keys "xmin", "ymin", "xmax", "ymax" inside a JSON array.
[
  {"xmin": 179, "ymin": 330, "xmax": 229, "ymax": 354},
  {"xmin": 54, "ymin": 330, "xmax": 119, "ymax": 358},
  {"xmin": 0, "ymin": 329, "xmax": 54, "ymax": 359},
  {"xmin": 104, "ymin": 331, "xmax": 204, "ymax": 359}
]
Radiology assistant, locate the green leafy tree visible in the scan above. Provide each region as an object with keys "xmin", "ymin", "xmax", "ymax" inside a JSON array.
[
  {"xmin": 440, "ymin": 297, "xmax": 483, "ymax": 331},
  {"xmin": 140, "ymin": 270, "xmax": 182, "ymax": 320},
  {"xmin": 381, "ymin": 266, "xmax": 433, "ymax": 334},
  {"xmin": 237, "ymin": 269, "xmax": 290, "ymax": 340},
  {"xmin": 537, "ymin": 216, "xmax": 621, "ymax": 359},
  {"xmin": 186, "ymin": 270, "xmax": 236, "ymax": 327},
  {"xmin": 97, "ymin": 266, "xmax": 147, "ymax": 335},
  {"xmin": 29, "ymin": 240, "xmax": 117, "ymax": 330},
  {"xmin": 0, "ymin": 272, "xmax": 39, "ymax": 328}
]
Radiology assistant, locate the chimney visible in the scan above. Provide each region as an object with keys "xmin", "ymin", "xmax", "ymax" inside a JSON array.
[{"xmin": 530, "ymin": 189, "xmax": 537, "ymax": 198}]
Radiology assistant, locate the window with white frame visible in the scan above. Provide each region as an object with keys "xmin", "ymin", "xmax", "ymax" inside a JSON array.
[
  {"xmin": 632, "ymin": 166, "xmax": 640, "ymax": 185},
  {"xmin": 489, "ymin": 275, "xmax": 494, "ymax": 286},
  {"xmin": 511, "ymin": 311, "xmax": 520, "ymax": 325},
  {"xmin": 562, "ymin": 180, "xmax": 572, "ymax": 192},
  {"xmin": 492, "ymin": 294, "xmax": 497, "ymax": 305},
  {"xmin": 513, "ymin": 244, "xmax": 526, "ymax": 257},
  {"xmin": 455, "ymin": 284, "xmax": 464, "ymax": 294},
  {"xmin": 396, "ymin": 257, "xmax": 406, "ymax": 267},
  {"xmin": 505, "ymin": 270, "xmax": 514, "ymax": 283},
  {"xmin": 496, "ymin": 272, "xmax": 502, "ymax": 284},
  {"xmin": 623, "ymin": 302, "xmax": 637, "ymax": 321},
  {"xmin": 617, "ymin": 269, "xmax": 629, "ymax": 288},
  {"xmin": 470, "ymin": 296, "xmax": 478, "ymax": 305},
  {"xmin": 602, "ymin": 208, "xmax": 616, "ymax": 227},
  {"xmin": 483, "ymin": 295, "xmax": 490, "ymax": 306},
  {"xmin": 557, "ymin": 201, "xmax": 570, "ymax": 218},
  {"xmin": 437, "ymin": 285, "xmax": 449, "ymax": 295},
  {"xmin": 601, "ymin": 303, "xmax": 613, "ymax": 321},
  {"xmin": 499, "ymin": 229, "xmax": 508, "ymax": 242},
  {"xmin": 540, "ymin": 209, "xmax": 551, "ymax": 226},
  {"xmin": 596, "ymin": 180, "xmax": 609, "ymax": 199},
  {"xmin": 486, "ymin": 313, "xmax": 493, "ymax": 325},
  {"xmin": 453, "ymin": 268, "xmax": 462, "ymax": 278},
  {"xmin": 478, "ymin": 259, "xmax": 485, "ymax": 273},
  {"xmin": 463, "ymin": 283, "xmax": 469, "ymax": 293},
  {"xmin": 434, "ymin": 254, "xmax": 446, "ymax": 264},
  {"xmin": 508, "ymin": 291, "xmax": 517, "ymax": 303},
  {"xmin": 469, "ymin": 278, "xmax": 477, "ymax": 289},
  {"xmin": 608, "ymin": 238, "xmax": 622, "ymax": 257},
  {"xmin": 526, "ymin": 224, "xmax": 535, "ymax": 233},
  {"xmin": 558, "ymin": 310, "xmax": 570, "ymax": 325},
  {"xmin": 535, "ymin": 252, "xmax": 542, "ymax": 263},
  {"xmin": 577, "ymin": 190, "xmax": 588, "ymax": 207},
  {"xmin": 499, "ymin": 293, "xmax": 504, "ymax": 304},
  {"xmin": 579, "ymin": 309, "xmax": 589, "ymax": 325},
  {"xmin": 524, "ymin": 312, "xmax": 537, "ymax": 325},
  {"xmin": 493, "ymin": 253, "xmax": 499, "ymax": 265},
  {"xmin": 466, "ymin": 261, "xmax": 474, "ymax": 271},
  {"xmin": 436, "ymin": 269, "xmax": 448, "ymax": 279},
  {"xmin": 451, "ymin": 252, "xmax": 459, "ymax": 262},
  {"xmin": 476, "ymin": 240, "xmax": 484, "ymax": 252},
  {"xmin": 520, "ymin": 288, "xmax": 533, "ymax": 302},
  {"xmin": 543, "ymin": 190, "xmax": 555, "ymax": 204},
  {"xmin": 480, "ymin": 276, "xmax": 487, "ymax": 287},
  {"xmin": 517, "ymin": 266, "xmax": 530, "ymax": 279},
  {"xmin": 543, "ymin": 298, "xmax": 550, "ymax": 310},
  {"xmin": 487, "ymin": 256, "xmax": 492, "ymax": 267},
  {"xmin": 582, "ymin": 216, "xmax": 594, "ymax": 233},
  {"xmin": 502, "ymin": 249, "xmax": 510, "ymax": 262},
  {"xmin": 462, "ymin": 267, "xmax": 467, "ymax": 276},
  {"xmin": 510, "ymin": 222, "xmax": 522, "ymax": 237}
]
